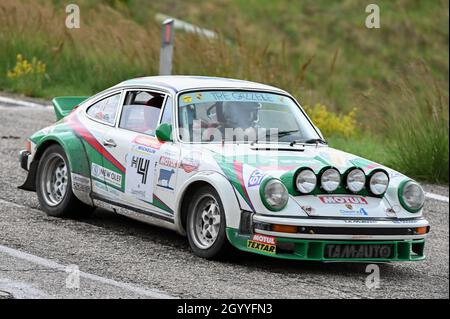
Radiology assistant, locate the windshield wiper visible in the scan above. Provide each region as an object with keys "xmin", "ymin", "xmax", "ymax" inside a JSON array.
[
  {"xmin": 251, "ymin": 129, "xmax": 300, "ymax": 145},
  {"xmin": 290, "ymin": 138, "xmax": 328, "ymax": 147},
  {"xmin": 277, "ymin": 129, "xmax": 300, "ymax": 137}
]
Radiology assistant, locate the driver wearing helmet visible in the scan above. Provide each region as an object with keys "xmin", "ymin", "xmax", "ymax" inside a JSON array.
[
  {"xmin": 221, "ymin": 101, "xmax": 261, "ymax": 142},
  {"xmin": 222, "ymin": 101, "xmax": 261, "ymax": 130}
]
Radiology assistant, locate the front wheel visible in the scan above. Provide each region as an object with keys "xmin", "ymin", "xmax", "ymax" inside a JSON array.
[
  {"xmin": 187, "ymin": 185, "xmax": 233, "ymax": 259},
  {"xmin": 36, "ymin": 144, "xmax": 94, "ymax": 218}
]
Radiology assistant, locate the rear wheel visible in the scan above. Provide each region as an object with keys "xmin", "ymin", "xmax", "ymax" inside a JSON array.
[
  {"xmin": 187, "ymin": 185, "xmax": 233, "ymax": 259},
  {"xmin": 36, "ymin": 144, "xmax": 94, "ymax": 218}
]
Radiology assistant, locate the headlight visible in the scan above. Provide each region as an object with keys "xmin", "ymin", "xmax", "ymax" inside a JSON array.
[
  {"xmin": 295, "ymin": 169, "xmax": 317, "ymax": 194},
  {"xmin": 261, "ymin": 179, "xmax": 289, "ymax": 211},
  {"xmin": 399, "ymin": 180, "xmax": 425, "ymax": 212},
  {"xmin": 320, "ymin": 168, "xmax": 341, "ymax": 192},
  {"xmin": 369, "ymin": 171, "xmax": 389, "ymax": 195},
  {"xmin": 346, "ymin": 168, "xmax": 366, "ymax": 193}
]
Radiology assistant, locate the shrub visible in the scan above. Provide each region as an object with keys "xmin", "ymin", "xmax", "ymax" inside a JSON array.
[
  {"xmin": 6, "ymin": 54, "xmax": 46, "ymax": 96},
  {"xmin": 304, "ymin": 103, "xmax": 357, "ymax": 138},
  {"xmin": 372, "ymin": 62, "xmax": 449, "ymax": 183}
]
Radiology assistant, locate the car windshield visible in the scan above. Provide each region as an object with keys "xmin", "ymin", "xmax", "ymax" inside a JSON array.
[{"xmin": 177, "ymin": 90, "xmax": 320, "ymax": 143}]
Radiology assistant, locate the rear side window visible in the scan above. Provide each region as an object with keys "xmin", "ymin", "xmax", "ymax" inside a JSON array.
[
  {"xmin": 119, "ymin": 91, "xmax": 166, "ymax": 135},
  {"xmin": 87, "ymin": 93, "xmax": 121, "ymax": 125}
]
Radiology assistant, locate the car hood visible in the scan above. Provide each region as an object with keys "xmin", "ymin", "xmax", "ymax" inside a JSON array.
[
  {"xmin": 202, "ymin": 143, "xmax": 389, "ymax": 177},
  {"xmin": 199, "ymin": 143, "xmax": 410, "ymax": 218}
]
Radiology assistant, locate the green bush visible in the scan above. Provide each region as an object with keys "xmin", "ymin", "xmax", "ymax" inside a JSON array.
[{"xmin": 372, "ymin": 63, "xmax": 449, "ymax": 183}]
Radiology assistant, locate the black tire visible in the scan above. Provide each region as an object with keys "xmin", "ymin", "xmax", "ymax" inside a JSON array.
[
  {"xmin": 186, "ymin": 185, "xmax": 233, "ymax": 259},
  {"xmin": 36, "ymin": 144, "xmax": 94, "ymax": 218}
]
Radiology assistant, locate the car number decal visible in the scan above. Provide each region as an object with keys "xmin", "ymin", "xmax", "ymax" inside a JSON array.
[{"xmin": 125, "ymin": 153, "xmax": 155, "ymax": 201}]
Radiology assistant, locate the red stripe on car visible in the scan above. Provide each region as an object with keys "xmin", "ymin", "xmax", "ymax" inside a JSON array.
[{"xmin": 66, "ymin": 114, "xmax": 125, "ymax": 173}]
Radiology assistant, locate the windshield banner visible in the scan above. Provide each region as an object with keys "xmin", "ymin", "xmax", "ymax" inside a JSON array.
[{"xmin": 179, "ymin": 91, "xmax": 289, "ymax": 107}]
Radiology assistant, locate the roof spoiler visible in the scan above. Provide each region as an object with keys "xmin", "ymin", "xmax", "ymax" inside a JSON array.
[{"xmin": 52, "ymin": 96, "xmax": 89, "ymax": 120}]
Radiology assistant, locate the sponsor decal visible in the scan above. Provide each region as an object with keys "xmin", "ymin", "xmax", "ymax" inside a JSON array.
[
  {"xmin": 125, "ymin": 153, "xmax": 155, "ymax": 201},
  {"xmin": 134, "ymin": 144, "xmax": 158, "ymax": 156},
  {"xmin": 181, "ymin": 155, "xmax": 200, "ymax": 173},
  {"xmin": 392, "ymin": 219, "xmax": 419, "ymax": 224},
  {"xmin": 195, "ymin": 93, "xmax": 203, "ymax": 100},
  {"xmin": 339, "ymin": 207, "xmax": 369, "ymax": 217},
  {"xmin": 251, "ymin": 234, "xmax": 276, "ymax": 245},
  {"xmin": 159, "ymin": 156, "xmax": 179, "ymax": 168},
  {"xmin": 91, "ymin": 163, "xmax": 122, "ymax": 188},
  {"xmin": 93, "ymin": 180, "xmax": 120, "ymax": 197},
  {"xmin": 130, "ymin": 156, "xmax": 150, "ymax": 184},
  {"xmin": 247, "ymin": 234, "xmax": 277, "ymax": 255},
  {"xmin": 247, "ymin": 169, "xmax": 265, "ymax": 187},
  {"xmin": 157, "ymin": 168, "xmax": 175, "ymax": 190},
  {"xmin": 132, "ymin": 135, "xmax": 161, "ymax": 150},
  {"xmin": 344, "ymin": 220, "xmax": 377, "ymax": 224},
  {"xmin": 93, "ymin": 179, "xmax": 107, "ymax": 191},
  {"xmin": 325, "ymin": 244, "xmax": 393, "ymax": 259},
  {"xmin": 318, "ymin": 195, "xmax": 368, "ymax": 205},
  {"xmin": 182, "ymin": 95, "xmax": 192, "ymax": 103}
]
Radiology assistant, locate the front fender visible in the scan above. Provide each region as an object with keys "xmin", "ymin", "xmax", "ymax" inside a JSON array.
[
  {"xmin": 175, "ymin": 170, "xmax": 243, "ymax": 235},
  {"xmin": 33, "ymin": 129, "xmax": 93, "ymax": 206}
]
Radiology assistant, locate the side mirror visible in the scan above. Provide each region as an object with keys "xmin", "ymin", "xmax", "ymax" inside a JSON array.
[{"xmin": 156, "ymin": 123, "xmax": 173, "ymax": 142}]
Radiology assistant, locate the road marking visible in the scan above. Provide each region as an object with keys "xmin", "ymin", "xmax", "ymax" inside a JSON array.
[
  {"xmin": 0, "ymin": 244, "xmax": 175, "ymax": 299},
  {"xmin": 0, "ymin": 278, "xmax": 49, "ymax": 299},
  {"xmin": 0, "ymin": 96, "xmax": 50, "ymax": 108},
  {"xmin": 425, "ymin": 192, "xmax": 449, "ymax": 203}
]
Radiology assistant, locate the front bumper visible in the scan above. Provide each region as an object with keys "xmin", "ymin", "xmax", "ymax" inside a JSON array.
[
  {"xmin": 252, "ymin": 214, "xmax": 430, "ymax": 240},
  {"xmin": 227, "ymin": 213, "xmax": 429, "ymax": 262}
]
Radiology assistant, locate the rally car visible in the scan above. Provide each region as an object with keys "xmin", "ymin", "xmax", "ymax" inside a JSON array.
[{"xmin": 18, "ymin": 76, "xmax": 429, "ymax": 261}]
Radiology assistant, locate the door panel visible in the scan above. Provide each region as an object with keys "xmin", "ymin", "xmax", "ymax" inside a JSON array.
[
  {"xmin": 78, "ymin": 92, "xmax": 123, "ymax": 199},
  {"xmin": 104, "ymin": 89, "xmax": 177, "ymax": 219}
]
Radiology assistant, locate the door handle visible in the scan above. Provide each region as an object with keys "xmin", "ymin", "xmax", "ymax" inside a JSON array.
[{"xmin": 102, "ymin": 138, "xmax": 117, "ymax": 147}]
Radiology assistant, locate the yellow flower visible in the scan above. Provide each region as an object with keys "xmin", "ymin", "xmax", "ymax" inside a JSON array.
[{"xmin": 304, "ymin": 103, "xmax": 357, "ymax": 138}]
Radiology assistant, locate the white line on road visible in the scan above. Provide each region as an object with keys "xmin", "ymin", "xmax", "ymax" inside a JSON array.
[
  {"xmin": 0, "ymin": 244, "xmax": 176, "ymax": 299},
  {"xmin": 0, "ymin": 278, "xmax": 49, "ymax": 299},
  {"xmin": 0, "ymin": 96, "xmax": 50, "ymax": 108},
  {"xmin": 425, "ymin": 192, "xmax": 449, "ymax": 203}
]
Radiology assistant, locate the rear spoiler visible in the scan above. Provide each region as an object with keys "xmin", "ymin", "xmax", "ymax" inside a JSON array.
[{"xmin": 52, "ymin": 96, "xmax": 89, "ymax": 120}]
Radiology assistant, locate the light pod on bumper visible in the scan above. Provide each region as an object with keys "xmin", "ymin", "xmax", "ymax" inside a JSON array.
[
  {"xmin": 260, "ymin": 178, "xmax": 289, "ymax": 211},
  {"xmin": 399, "ymin": 180, "xmax": 425, "ymax": 213},
  {"xmin": 295, "ymin": 169, "xmax": 317, "ymax": 194},
  {"xmin": 320, "ymin": 168, "xmax": 341, "ymax": 192},
  {"xmin": 346, "ymin": 168, "xmax": 366, "ymax": 193},
  {"xmin": 369, "ymin": 170, "xmax": 389, "ymax": 195}
]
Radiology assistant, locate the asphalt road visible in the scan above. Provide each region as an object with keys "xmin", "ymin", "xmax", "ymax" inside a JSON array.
[{"xmin": 0, "ymin": 103, "xmax": 448, "ymax": 299}]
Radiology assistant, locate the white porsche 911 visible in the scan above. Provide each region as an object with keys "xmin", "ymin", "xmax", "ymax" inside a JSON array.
[{"xmin": 18, "ymin": 76, "xmax": 430, "ymax": 262}]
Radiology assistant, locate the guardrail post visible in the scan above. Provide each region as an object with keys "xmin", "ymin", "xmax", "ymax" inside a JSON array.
[{"xmin": 159, "ymin": 18, "xmax": 175, "ymax": 75}]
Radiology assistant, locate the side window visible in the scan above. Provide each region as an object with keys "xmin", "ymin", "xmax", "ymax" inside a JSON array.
[
  {"xmin": 119, "ymin": 91, "xmax": 165, "ymax": 135},
  {"xmin": 87, "ymin": 93, "xmax": 121, "ymax": 125}
]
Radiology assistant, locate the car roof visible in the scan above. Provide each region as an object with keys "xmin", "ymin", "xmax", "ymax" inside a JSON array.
[{"xmin": 116, "ymin": 75, "xmax": 287, "ymax": 94}]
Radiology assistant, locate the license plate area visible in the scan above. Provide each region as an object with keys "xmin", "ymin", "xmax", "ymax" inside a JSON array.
[{"xmin": 324, "ymin": 243, "xmax": 395, "ymax": 259}]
